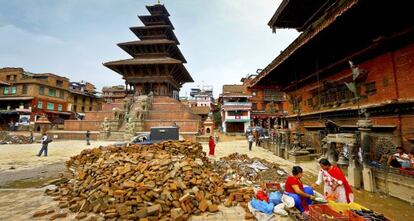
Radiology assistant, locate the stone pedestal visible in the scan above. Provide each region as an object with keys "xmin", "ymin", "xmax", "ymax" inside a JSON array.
[
  {"xmin": 358, "ymin": 117, "xmax": 375, "ymax": 192},
  {"xmin": 362, "ymin": 164, "xmax": 375, "ymax": 192},
  {"xmin": 348, "ymin": 160, "xmax": 362, "ymax": 188}
]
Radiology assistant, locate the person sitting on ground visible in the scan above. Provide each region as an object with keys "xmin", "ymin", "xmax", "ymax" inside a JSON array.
[
  {"xmin": 408, "ymin": 150, "xmax": 414, "ymax": 169},
  {"xmin": 284, "ymin": 166, "xmax": 315, "ymax": 213},
  {"xmin": 387, "ymin": 146, "xmax": 411, "ymax": 168}
]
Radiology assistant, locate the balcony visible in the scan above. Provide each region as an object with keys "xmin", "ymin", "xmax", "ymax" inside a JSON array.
[
  {"xmin": 263, "ymin": 95, "xmax": 284, "ymax": 102},
  {"xmin": 224, "ymin": 115, "xmax": 250, "ymax": 123},
  {"xmin": 223, "ymin": 101, "xmax": 252, "ymax": 107}
]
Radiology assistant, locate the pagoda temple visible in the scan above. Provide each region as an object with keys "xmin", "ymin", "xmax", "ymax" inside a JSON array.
[{"xmin": 104, "ymin": 4, "xmax": 193, "ymax": 99}]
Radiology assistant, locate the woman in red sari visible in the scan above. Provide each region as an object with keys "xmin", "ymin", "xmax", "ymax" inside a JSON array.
[
  {"xmin": 208, "ymin": 136, "xmax": 215, "ymax": 156},
  {"xmin": 313, "ymin": 159, "xmax": 354, "ymax": 203},
  {"xmin": 285, "ymin": 166, "xmax": 316, "ymax": 212}
]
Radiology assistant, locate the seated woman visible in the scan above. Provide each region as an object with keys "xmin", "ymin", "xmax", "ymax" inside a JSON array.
[{"xmin": 284, "ymin": 166, "xmax": 315, "ymax": 212}]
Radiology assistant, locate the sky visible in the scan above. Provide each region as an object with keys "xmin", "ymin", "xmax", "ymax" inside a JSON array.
[{"xmin": 0, "ymin": 0, "xmax": 298, "ymax": 98}]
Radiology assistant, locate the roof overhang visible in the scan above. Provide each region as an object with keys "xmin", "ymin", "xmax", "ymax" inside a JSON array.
[
  {"xmin": 0, "ymin": 96, "xmax": 34, "ymax": 101},
  {"xmin": 252, "ymin": 0, "xmax": 414, "ymax": 90},
  {"xmin": 268, "ymin": 0, "xmax": 333, "ymax": 32}
]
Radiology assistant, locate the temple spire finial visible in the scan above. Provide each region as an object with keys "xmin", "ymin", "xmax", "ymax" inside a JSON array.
[{"xmin": 157, "ymin": 0, "xmax": 161, "ymax": 4}]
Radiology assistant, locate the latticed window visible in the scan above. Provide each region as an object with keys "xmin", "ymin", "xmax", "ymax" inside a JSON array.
[
  {"xmin": 365, "ymin": 82, "xmax": 377, "ymax": 95},
  {"xmin": 22, "ymin": 85, "xmax": 28, "ymax": 94},
  {"xmin": 48, "ymin": 88, "xmax": 56, "ymax": 97},
  {"xmin": 39, "ymin": 86, "xmax": 45, "ymax": 95},
  {"xmin": 47, "ymin": 103, "xmax": 54, "ymax": 110}
]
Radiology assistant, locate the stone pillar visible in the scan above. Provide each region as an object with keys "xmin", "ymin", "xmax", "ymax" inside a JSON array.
[
  {"xmin": 357, "ymin": 117, "xmax": 375, "ymax": 192},
  {"xmin": 284, "ymin": 129, "xmax": 291, "ymax": 160},
  {"xmin": 347, "ymin": 143, "xmax": 362, "ymax": 188}
]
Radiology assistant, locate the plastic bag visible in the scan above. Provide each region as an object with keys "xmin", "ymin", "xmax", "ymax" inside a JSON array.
[
  {"xmin": 269, "ymin": 191, "xmax": 282, "ymax": 205},
  {"xmin": 273, "ymin": 203, "xmax": 288, "ymax": 216},
  {"xmin": 256, "ymin": 190, "xmax": 269, "ymax": 202},
  {"xmin": 281, "ymin": 194, "xmax": 295, "ymax": 208},
  {"xmin": 250, "ymin": 198, "xmax": 275, "ymax": 215}
]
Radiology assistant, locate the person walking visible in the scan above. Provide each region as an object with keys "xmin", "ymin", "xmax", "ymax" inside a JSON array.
[
  {"xmin": 37, "ymin": 133, "xmax": 50, "ymax": 157},
  {"xmin": 86, "ymin": 130, "xmax": 91, "ymax": 145},
  {"xmin": 248, "ymin": 133, "xmax": 254, "ymax": 151},
  {"xmin": 208, "ymin": 136, "xmax": 216, "ymax": 156},
  {"xmin": 29, "ymin": 130, "xmax": 34, "ymax": 143}
]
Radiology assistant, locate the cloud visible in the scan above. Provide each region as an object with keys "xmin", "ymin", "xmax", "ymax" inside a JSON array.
[{"xmin": 0, "ymin": 0, "xmax": 298, "ymax": 98}]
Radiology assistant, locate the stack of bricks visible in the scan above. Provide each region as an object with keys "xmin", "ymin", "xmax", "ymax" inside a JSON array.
[{"xmin": 38, "ymin": 141, "xmax": 254, "ymax": 221}]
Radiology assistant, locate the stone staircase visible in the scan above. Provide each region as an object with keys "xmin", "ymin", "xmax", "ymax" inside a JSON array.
[{"xmin": 144, "ymin": 96, "xmax": 201, "ymax": 140}]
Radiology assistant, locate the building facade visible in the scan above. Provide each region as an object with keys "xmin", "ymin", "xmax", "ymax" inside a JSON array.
[
  {"xmin": 0, "ymin": 67, "xmax": 102, "ymax": 129},
  {"xmin": 219, "ymin": 85, "xmax": 252, "ymax": 133},
  {"xmin": 0, "ymin": 68, "xmax": 72, "ymax": 128},
  {"xmin": 68, "ymin": 81, "xmax": 102, "ymax": 116},
  {"xmin": 251, "ymin": 0, "xmax": 414, "ymax": 149},
  {"xmin": 102, "ymin": 85, "xmax": 126, "ymax": 103},
  {"xmin": 242, "ymin": 74, "xmax": 286, "ymax": 129}
]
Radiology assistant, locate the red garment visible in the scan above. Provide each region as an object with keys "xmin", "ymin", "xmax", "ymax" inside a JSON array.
[
  {"xmin": 328, "ymin": 166, "xmax": 353, "ymax": 203},
  {"xmin": 208, "ymin": 138, "xmax": 215, "ymax": 156},
  {"xmin": 255, "ymin": 190, "xmax": 269, "ymax": 202},
  {"xmin": 285, "ymin": 176, "xmax": 303, "ymax": 193},
  {"xmin": 285, "ymin": 176, "xmax": 309, "ymax": 211}
]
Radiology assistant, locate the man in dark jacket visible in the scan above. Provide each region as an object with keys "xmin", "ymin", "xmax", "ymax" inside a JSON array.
[
  {"xmin": 38, "ymin": 133, "xmax": 51, "ymax": 157},
  {"xmin": 86, "ymin": 130, "xmax": 91, "ymax": 145}
]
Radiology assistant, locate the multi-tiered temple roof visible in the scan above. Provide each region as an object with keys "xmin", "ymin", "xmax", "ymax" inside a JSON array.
[{"xmin": 104, "ymin": 4, "xmax": 193, "ymax": 99}]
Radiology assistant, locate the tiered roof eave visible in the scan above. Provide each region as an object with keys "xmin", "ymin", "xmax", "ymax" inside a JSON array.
[
  {"xmin": 117, "ymin": 40, "xmax": 187, "ymax": 63},
  {"xmin": 104, "ymin": 3, "xmax": 193, "ymax": 87}
]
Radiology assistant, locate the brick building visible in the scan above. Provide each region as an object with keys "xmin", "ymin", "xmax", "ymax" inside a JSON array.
[
  {"xmin": 250, "ymin": 0, "xmax": 414, "ymax": 157},
  {"xmin": 102, "ymin": 85, "xmax": 126, "ymax": 103},
  {"xmin": 0, "ymin": 68, "xmax": 72, "ymax": 128},
  {"xmin": 242, "ymin": 74, "xmax": 285, "ymax": 129},
  {"xmin": 0, "ymin": 67, "xmax": 102, "ymax": 130},
  {"xmin": 68, "ymin": 81, "xmax": 102, "ymax": 117},
  {"xmin": 219, "ymin": 84, "xmax": 252, "ymax": 133}
]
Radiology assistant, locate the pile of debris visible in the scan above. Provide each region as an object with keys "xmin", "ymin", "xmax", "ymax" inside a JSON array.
[
  {"xmin": 42, "ymin": 141, "xmax": 254, "ymax": 220},
  {"xmin": 0, "ymin": 131, "xmax": 32, "ymax": 144},
  {"xmin": 214, "ymin": 153, "xmax": 288, "ymax": 186}
]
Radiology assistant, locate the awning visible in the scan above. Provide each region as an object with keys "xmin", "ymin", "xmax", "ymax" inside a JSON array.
[
  {"xmin": 0, "ymin": 80, "xmax": 10, "ymax": 86},
  {"xmin": 225, "ymin": 119, "xmax": 250, "ymax": 123},
  {"xmin": 0, "ymin": 110, "xmax": 18, "ymax": 115},
  {"xmin": 0, "ymin": 96, "xmax": 34, "ymax": 101}
]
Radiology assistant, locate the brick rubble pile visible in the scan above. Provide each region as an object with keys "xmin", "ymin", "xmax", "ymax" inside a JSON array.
[
  {"xmin": 43, "ymin": 141, "xmax": 255, "ymax": 220},
  {"xmin": 0, "ymin": 131, "xmax": 32, "ymax": 144},
  {"xmin": 214, "ymin": 153, "xmax": 288, "ymax": 186}
]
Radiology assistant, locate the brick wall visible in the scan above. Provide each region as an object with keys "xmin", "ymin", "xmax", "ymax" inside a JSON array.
[
  {"xmin": 285, "ymin": 43, "xmax": 414, "ymax": 115},
  {"xmin": 144, "ymin": 120, "xmax": 200, "ymax": 132},
  {"xmin": 84, "ymin": 111, "xmax": 113, "ymax": 121},
  {"xmin": 63, "ymin": 120, "xmax": 101, "ymax": 131},
  {"xmin": 47, "ymin": 130, "xmax": 99, "ymax": 140},
  {"xmin": 394, "ymin": 43, "xmax": 414, "ymax": 99},
  {"xmin": 102, "ymin": 103, "xmax": 123, "ymax": 111}
]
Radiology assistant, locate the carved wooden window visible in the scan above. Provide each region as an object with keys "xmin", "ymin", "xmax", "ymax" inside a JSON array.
[
  {"xmin": 365, "ymin": 82, "xmax": 377, "ymax": 95},
  {"xmin": 307, "ymin": 98, "xmax": 313, "ymax": 107},
  {"xmin": 252, "ymin": 103, "xmax": 257, "ymax": 110}
]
